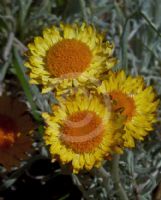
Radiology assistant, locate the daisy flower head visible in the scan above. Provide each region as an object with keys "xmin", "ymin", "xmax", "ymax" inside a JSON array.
[
  {"xmin": 98, "ymin": 70, "xmax": 159, "ymax": 148},
  {"xmin": 42, "ymin": 90, "xmax": 123, "ymax": 173},
  {"xmin": 25, "ymin": 23, "xmax": 117, "ymax": 94},
  {"xmin": 0, "ymin": 95, "xmax": 34, "ymax": 170}
]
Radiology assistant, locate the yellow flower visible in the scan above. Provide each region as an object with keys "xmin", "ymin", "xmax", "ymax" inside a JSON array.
[
  {"xmin": 25, "ymin": 23, "xmax": 117, "ymax": 93},
  {"xmin": 0, "ymin": 95, "xmax": 34, "ymax": 170},
  {"xmin": 42, "ymin": 91, "xmax": 123, "ymax": 173},
  {"xmin": 98, "ymin": 70, "xmax": 159, "ymax": 148}
]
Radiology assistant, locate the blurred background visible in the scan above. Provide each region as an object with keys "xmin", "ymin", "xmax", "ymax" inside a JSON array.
[{"xmin": 0, "ymin": 0, "xmax": 161, "ymax": 199}]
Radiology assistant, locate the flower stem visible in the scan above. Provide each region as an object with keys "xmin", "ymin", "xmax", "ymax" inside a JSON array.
[{"xmin": 111, "ymin": 155, "xmax": 129, "ymax": 200}]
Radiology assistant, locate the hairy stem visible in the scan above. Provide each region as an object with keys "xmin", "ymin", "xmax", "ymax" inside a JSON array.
[{"xmin": 111, "ymin": 155, "xmax": 129, "ymax": 200}]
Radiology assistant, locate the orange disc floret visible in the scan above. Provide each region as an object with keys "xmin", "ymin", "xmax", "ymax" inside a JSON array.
[
  {"xmin": 25, "ymin": 23, "xmax": 117, "ymax": 94},
  {"xmin": 0, "ymin": 115, "xmax": 17, "ymax": 149},
  {"xmin": 110, "ymin": 91, "xmax": 136, "ymax": 121},
  {"xmin": 61, "ymin": 111, "xmax": 104, "ymax": 153},
  {"xmin": 47, "ymin": 39, "xmax": 92, "ymax": 77}
]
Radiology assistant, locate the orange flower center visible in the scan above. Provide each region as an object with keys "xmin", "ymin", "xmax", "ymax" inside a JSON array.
[
  {"xmin": 0, "ymin": 115, "xmax": 17, "ymax": 149},
  {"xmin": 110, "ymin": 91, "xmax": 135, "ymax": 121},
  {"xmin": 46, "ymin": 39, "xmax": 92, "ymax": 78},
  {"xmin": 61, "ymin": 111, "xmax": 104, "ymax": 153}
]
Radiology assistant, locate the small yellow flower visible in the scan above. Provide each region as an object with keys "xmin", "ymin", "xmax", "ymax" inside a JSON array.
[
  {"xmin": 98, "ymin": 70, "xmax": 159, "ymax": 148},
  {"xmin": 25, "ymin": 23, "xmax": 117, "ymax": 93},
  {"xmin": 0, "ymin": 95, "xmax": 34, "ymax": 170},
  {"xmin": 42, "ymin": 91, "xmax": 123, "ymax": 173}
]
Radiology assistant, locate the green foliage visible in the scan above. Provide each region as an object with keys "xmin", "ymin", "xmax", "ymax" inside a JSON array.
[{"xmin": 0, "ymin": 0, "xmax": 161, "ymax": 199}]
